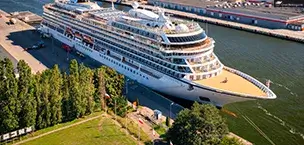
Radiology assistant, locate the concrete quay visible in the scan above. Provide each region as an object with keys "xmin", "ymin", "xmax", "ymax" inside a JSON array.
[
  {"xmin": 10, "ymin": 11, "xmax": 43, "ymax": 25},
  {"xmin": 0, "ymin": 9, "xmax": 47, "ymax": 73},
  {"xmin": 107, "ymin": 0, "xmax": 304, "ymax": 43}
]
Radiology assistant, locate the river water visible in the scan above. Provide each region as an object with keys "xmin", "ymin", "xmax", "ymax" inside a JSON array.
[{"xmin": 0, "ymin": 0, "xmax": 303, "ymax": 144}]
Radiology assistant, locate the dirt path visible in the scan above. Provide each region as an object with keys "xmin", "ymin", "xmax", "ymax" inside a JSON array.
[{"xmin": 14, "ymin": 114, "xmax": 105, "ymax": 145}]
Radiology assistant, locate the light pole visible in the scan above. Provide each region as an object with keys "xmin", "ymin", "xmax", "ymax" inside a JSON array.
[
  {"xmin": 125, "ymin": 78, "xmax": 130, "ymax": 132},
  {"xmin": 51, "ymin": 34, "xmax": 54, "ymax": 54},
  {"xmin": 126, "ymin": 78, "xmax": 129, "ymax": 97},
  {"xmin": 169, "ymin": 102, "xmax": 174, "ymax": 125},
  {"xmin": 114, "ymin": 98, "xmax": 117, "ymax": 121},
  {"xmin": 138, "ymin": 121, "xmax": 140, "ymax": 145}
]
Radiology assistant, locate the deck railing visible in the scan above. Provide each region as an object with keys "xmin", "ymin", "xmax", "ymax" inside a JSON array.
[{"xmin": 223, "ymin": 67, "xmax": 276, "ymax": 99}]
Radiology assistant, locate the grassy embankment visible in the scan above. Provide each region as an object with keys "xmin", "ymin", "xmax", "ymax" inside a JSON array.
[{"xmin": 20, "ymin": 113, "xmax": 137, "ymax": 145}]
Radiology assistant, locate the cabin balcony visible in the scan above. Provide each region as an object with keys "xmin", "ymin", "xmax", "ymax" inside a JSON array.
[
  {"xmin": 188, "ymin": 54, "xmax": 216, "ymax": 65},
  {"xmin": 193, "ymin": 63, "xmax": 222, "ymax": 73},
  {"xmin": 165, "ymin": 37, "xmax": 213, "ymax": 53}
]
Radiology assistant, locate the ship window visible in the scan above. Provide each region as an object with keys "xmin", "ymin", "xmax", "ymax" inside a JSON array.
[
  {"xmin": 199, "ymin": 96, "xmax": 210, "ymax": 102},
  {"xmin": 168, "ymin": 32, "xmax": 207, "ymax": 43}
]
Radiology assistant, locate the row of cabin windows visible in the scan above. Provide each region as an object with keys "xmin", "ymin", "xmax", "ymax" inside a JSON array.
[
  {"xmin": 112, "ymin": 22, "xmax": 159, "ymax": 40},
  {"xmin": 96, "ymin": 39, "xmax": 190, "ymax": 77},
  {"xmin": 46, "ymin": 12, "xmax": 164, "ymax": 61},
  {"xmin": 57, "ymin": 16, "xmax": 165, "ymax": 69},
  {"xmin": 167, "ymin": 32, "xmax": 207, "ymax": 43},
  {"xmin": 93, "ymin": 33, "xmax": 176, "ymax": 71},
  {"xmin": 172, "ymin": 58, "xmax": 187, "ymax": 65},
  {"xmin": 99, "ymin": 54, "xmax": 149, "ymax": 80},
  {"xmin": 96, "ymin": 36, "xmax": 191, "ymax": 74},
  {"xmin": 94, "ymin": 42, "xmax": 106, "ymax": 52},
  {"xmin": 192, "ymin": 63, "xmax": 221, "ymax": 73},
  {"xmin": 43, "ymin": 18, "xmax": 95, "ymax": 53},
  {"xmin": 162, "ymin": 50, "xmax": 209, "ymax": 57},
  {"xmin": 103, "ymin": 42, "xmax": 171, "ymax": 77},
  {"xmin": 189, "ymin": 70, "xmax": 221, "ymax": 81},
  {"xmin": 45, "ymin": 12, "xmax": 190, "ymax": 74},
  {"xmin": 42, "ymin": 18, "xmax": 64, "ymax": 34}
]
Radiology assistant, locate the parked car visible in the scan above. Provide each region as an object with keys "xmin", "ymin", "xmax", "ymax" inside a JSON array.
[
  {"xmin": 26, "ymin": 40, "xmax": 45, "ymax": 50},
  {"xmin": 41, "ymin": 33, "xmax": 51, "ymax": 38},
  {"xmin": 62, "ymin": 44, "xmax": 72, "ymax": 52},
  {"xmin": 76, "ymin": 51, "xmax": 85, "ymax": 58}
]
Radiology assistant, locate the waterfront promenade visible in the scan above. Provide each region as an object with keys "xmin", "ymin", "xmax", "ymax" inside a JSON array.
[
  {"xmin": 108, "ymin": 0, "xmax": 304, "ymax": 43},
  {"xmin": 0, "ymin": 9, "xmax": 47, "ymax": 73}
]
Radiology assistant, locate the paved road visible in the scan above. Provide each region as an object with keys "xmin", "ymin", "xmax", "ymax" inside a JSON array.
[
  {"xmin": 0, "ymin": 45, "xmax": 18, "ymax": 66},
  {"xmin": 0, "ymin": 28, "xmax": 102, "ymax": 71},
  {"xmin": 125, "ymin": 80, "xmax": 184, "ymax": 119},
  {"xmin": 14, "ymin": 114, "xmax": 105, "ymax": 145}
]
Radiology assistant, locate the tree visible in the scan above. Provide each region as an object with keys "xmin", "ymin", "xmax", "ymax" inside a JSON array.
[
  {"xmin": 93, "ymin": 68, "xmax": 106, "ymax": 111},
  {"xmin": 17, "ymin": 60, "xmax": 37, "ymax": 128},
  {"xmin": 111, "ymin": 96, "xmax": 128, "ymax": 117},
  {"xmin": 167, "ymin": 102, "xmax": 229, "ymax": 145},
  {"xmin": 220, "ymin": 136, "xmax": 243, "ymax": 145},
  {"xmin": 100, "ymin": 66, "xmax": 124, "ymax": 99},
  {"xmin": 33, "ymin": 72, "xmax": 43, "ymax": 129},
  {"xmin": 0, "ymin": 58, "xmax": 19, "ymax": 133},
  {"xmin": 68, "ymin": 60, "xmax": 81, "ymax": 118},
  {"xmin": 78, "ymin": 63, "xmax": 95, "ymax": 115},
  {"xmin": 49, "ymin": 65, "xmax": 63, "ymax": 125},
  {"xmin": 36, "ymin": 70, "xmax": 52, "ymax": 129},
  {"xmin": 61, "ymin": 72, "xmax": 72, "ymax": 121}
]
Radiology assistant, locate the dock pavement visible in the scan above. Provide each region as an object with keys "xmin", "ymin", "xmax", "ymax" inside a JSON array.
[
  {"xmin": 0, "ymin": 9, "xmax": 47, "ymax": 73},
  {"xmin": 106, "ymin": 0, "xmax": 304, "ymax": 43}
]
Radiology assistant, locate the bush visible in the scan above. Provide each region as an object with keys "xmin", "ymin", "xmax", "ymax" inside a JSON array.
[
  {"xmin": 153, "ymin": 124, "xmax": 167, "ymax": 137},
  {"xmin": 220, "ymin": 136, "xmax": 243, "ymax": 145}
]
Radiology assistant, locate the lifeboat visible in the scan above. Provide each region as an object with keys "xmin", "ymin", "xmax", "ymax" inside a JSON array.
[
  {"xmin": 65, "ymin": 27, "xmax": 73, "ymax": 34},
  {"xmin": 83, "ymin": 35, "xmax": 94, "ymax": 44},
  {"xmin": 74, "ymin": 31, "xmax": 82, "ymax": 39}
]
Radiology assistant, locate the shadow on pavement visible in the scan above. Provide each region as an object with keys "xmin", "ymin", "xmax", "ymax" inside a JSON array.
[{"xmin": 6, "ymin": 29, "xmax": 102, "ymax": 72}]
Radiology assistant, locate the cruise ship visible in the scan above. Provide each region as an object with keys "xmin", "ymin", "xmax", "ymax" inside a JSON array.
[{"xmin": 40, "ymin": 0, "xmax": 276, "ymax": 107}]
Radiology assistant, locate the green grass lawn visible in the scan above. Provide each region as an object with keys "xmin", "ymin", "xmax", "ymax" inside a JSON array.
[
  {"xmin": 22, "ymin": 116, "xmax": 136, "ymax": 145},
  {"xmin": 153, "ymin": 124, "xmax": 167, "ymax": 137}
]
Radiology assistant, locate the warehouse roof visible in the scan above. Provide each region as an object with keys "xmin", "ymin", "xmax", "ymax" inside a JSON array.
[
  {"xmin": 152, "ymin": 0, "xmax": 304, "ymax": 20},
  {"xmin": 209, "ymin": 4, "xmax": 304, "ymax": 20},
  {"xmin": 152, "ymin": 0, "xmax": 227, "ymax": 8}
]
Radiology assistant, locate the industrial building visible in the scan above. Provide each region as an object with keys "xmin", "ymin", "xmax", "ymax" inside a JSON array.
[{"xmin": 147, "ymin": 0, "xmax": 304, "ymax": 31}]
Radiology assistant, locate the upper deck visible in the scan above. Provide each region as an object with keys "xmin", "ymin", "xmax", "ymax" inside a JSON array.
[
  {"xmin": 163, "ymin": 37, "xmax": 213, "ymax": 52},
  {"xmin": 194, "ymin": 69, "xmax": 267, "ymax": 97}
]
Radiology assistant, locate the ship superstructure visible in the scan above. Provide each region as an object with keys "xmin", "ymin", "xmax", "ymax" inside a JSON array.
[{"xmin": 40, "ymin": 0, "xmax": 276, "ymax": 107}]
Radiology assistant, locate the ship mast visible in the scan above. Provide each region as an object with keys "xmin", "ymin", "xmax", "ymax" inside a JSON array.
[{"xmin": 111, "ymin": 0, "xmax": 115, "ymax": 10}]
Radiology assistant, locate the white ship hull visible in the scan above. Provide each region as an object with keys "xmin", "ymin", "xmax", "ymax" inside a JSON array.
[{"xmin": 47, "ymin": 27, "xmax": 255, "ymax": 107}]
